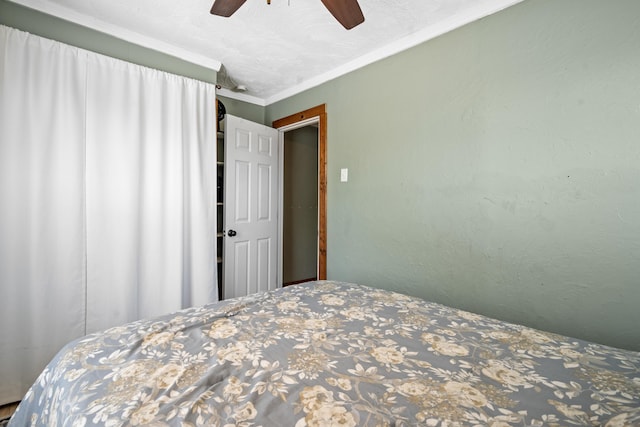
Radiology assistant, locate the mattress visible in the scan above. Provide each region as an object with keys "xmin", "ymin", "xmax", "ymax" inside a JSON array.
[{"xmin": 8, "ymin": 281, "xmax": 640, "ymax": 426}]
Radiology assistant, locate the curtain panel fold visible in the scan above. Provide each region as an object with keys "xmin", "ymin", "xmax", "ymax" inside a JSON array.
[{"xmin": 0, "ymin": 25, "xmax": 218, "ymax": 404}]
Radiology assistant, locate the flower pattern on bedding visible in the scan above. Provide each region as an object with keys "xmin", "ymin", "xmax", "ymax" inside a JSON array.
[{"xmin": 9, "ymin": 281, "xmax": 640, "ymax": 426}]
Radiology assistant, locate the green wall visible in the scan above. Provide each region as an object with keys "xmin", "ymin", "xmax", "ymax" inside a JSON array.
[
  {"xmin": 266, "ymin": 0, "xmax": 640, "ymax": 351},
  {"xmin": 0, "ymin": 0, "xmax": 216, "ymax": 83},
  {"xmin": 217, "ymin": 95, "xmax": 266, "ymax": 125},
  {"xmin": 3, "ymin": 0, "xmax": 639, "ymax": 350}
]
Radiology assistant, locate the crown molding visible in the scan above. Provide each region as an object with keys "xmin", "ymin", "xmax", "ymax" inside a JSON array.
[
  {"xmin": 8, "ymin": 0, "xmax": 523, "ymax": 107},
  {"xmin": 216, "ymin": 88, "xmax": 267, "ymax": 107},
  {"xmin": 220, "ymin": 0, "xmax": 523, "ymax": 107},
  {"xmin": 6, "ymin": 0, "xmax": 222, "ymax": 72},
  {"xmin": 264, "ymin": 0, "xmax": 523, "ymax": 106}
]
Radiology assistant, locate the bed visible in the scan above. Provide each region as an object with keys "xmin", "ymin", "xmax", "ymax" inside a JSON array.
[{"xmin": 8, "ymin": 281, "xmax": 640, "ymax": 426}]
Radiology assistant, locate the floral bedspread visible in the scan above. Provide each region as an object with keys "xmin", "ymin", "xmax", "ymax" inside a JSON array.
[{"xmin": 9, "ymin": 281, "xmax": 640, "ymax": 426}]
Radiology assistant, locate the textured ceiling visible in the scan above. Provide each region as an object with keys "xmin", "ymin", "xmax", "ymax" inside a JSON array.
[{"xmin": 9, "ymin": 0, "xmax": 523, "ymax": 105}]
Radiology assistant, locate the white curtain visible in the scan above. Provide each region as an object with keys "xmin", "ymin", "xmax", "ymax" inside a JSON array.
[
  {"xmin": 0, "ymin": 24, "xmax": 88, "ymax": 406},
  {"xmin": 0, "ymin": 25, "xmax": 218, "ymax": 404}
]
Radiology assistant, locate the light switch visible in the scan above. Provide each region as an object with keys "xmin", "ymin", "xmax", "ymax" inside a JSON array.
[{"xmin": 340, "ymin": 168, "xmax": 348, "ymax": 182}]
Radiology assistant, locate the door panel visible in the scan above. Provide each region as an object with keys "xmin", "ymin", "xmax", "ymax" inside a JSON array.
[
  {"xmin": 257, "ymin": 237, "xmax": 271, "ymax": 293},
  {"xmin": 235, "ymin": 161, "xmax": 250, "ymax": 222},
  {"xmin": 224, "ymin": 115, "xmax": 279, "ymax": 299},
  {"xmin": 258, "ymin": 134, "xmax": 272, "ymax": 155},
  {"xmin": 236, "ymin": 129, "xmax": 251, "ymax": 151},
  {"xmin": 232, "ymin": 240, "xmax": 250, "ymax": 299},
  {"xmin": 258, "ymin": 163, "xmax": 271, "ymax": 221}
]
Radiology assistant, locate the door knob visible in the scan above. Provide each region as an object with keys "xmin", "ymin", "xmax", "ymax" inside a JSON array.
[{"xmin": 227, "ymin": 229, "xmax": 237, "ymax": 237}]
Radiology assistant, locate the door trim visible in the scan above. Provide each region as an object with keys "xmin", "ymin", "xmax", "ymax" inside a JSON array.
[{"xmin": 273, "ymin": 104, "xmax": 327, "ymax": 281}]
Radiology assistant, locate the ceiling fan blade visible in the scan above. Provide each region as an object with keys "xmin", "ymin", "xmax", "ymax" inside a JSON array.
[
  {"xmin": 210, "ymin": 0, "xmax": 247, "ymax": 17},
  {"xmin": 320, "ymin": 0, "xmax": 365, "ymax": 30}
]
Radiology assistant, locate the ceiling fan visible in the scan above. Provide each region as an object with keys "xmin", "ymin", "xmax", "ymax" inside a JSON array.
[{"xmin": 210, "ymin": 0, "xmax": 365, "ymax": 30}]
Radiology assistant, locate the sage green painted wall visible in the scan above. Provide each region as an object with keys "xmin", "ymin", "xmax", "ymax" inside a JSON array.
[
  {"xmin": 217, "ymin": 95, "xmax": 266, "ymax": 125},
  {"xmin": 266, "ymin": 0, "xmax": 640, "ymax": 351},
  {"xmin": 0, "ymin": 0, "xmax": 216, "ymax": 83}
]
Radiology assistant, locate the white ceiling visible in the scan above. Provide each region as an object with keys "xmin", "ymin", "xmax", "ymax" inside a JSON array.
[{"xmin": 9, "ymin": 0, "xmax": 523, "ymax": 105}]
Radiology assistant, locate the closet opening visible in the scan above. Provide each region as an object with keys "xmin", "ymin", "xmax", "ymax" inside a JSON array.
[{"xmin": 273, "ymin": 104, "xmax": 327, "ymax": 286}]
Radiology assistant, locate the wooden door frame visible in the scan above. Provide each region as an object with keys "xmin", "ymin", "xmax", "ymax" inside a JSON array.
[{"xmin": 273, "ymin": 104, "xmax": 327, "ymax": 280}]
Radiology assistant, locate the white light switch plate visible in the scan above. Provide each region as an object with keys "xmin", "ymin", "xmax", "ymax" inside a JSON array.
[{"xmin": 340, "ymin": 168, "xmax": 348, "ymax": 182}]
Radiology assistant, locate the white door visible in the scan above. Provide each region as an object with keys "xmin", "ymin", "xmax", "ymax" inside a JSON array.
[{"xmin": 224, "ymin": 115, "xmax": 279, "ymax": 299}]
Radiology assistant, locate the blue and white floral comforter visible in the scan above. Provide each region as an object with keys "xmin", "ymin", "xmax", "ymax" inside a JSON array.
[{"xmin": 9, "ymin": 281, "xmax": 640, "ymax": 426}]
